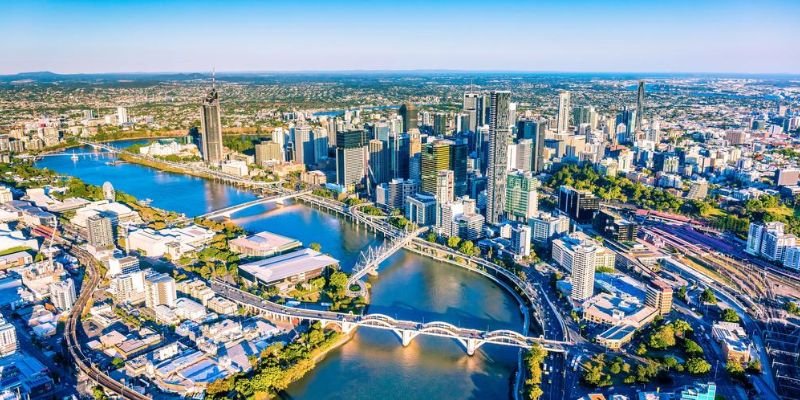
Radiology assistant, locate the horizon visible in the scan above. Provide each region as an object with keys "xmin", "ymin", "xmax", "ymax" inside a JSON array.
[
  {"xmin": 6, "ymin": 69, "xmax": 800, "ymax": 78},
  {"xmin": 2, "ymin": 0, "xmax": 799, "ymax": 75}
]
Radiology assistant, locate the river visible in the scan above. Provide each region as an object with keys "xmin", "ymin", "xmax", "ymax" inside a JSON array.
[{"xmin": 36, "ymin": 140, "xmax": 525, "ymax": 400}]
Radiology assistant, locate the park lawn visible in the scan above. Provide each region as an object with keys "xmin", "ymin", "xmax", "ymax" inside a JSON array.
[
  {"xmin": 0, "ymin": 246, "xmax": 32, "ymax": 257},
  {"xmin": 764, "ymin": 206, "xmax": 794, "ymax": 218}
]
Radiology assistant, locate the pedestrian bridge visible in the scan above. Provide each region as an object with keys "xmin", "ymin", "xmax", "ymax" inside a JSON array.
[
  {"xmin": 211, "ymin": 280, "xmax": 570, "ymax": 355},
  {"xmin": 200, "ymin": 190, "xmax": 311, "ymax": 219}
]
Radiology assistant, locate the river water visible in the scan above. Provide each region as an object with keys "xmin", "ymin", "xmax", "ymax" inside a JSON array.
[{"xmin": 36, "ymin": 141, "xmax": 524, "ymax": 399}]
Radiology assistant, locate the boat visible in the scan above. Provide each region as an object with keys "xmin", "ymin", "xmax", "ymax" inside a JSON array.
[{"xmin": 70, "ymin": 152, "xmax": 79, "ymax": 162}]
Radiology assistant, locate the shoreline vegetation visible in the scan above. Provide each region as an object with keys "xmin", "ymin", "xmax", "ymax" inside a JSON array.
[{"xmin": 206, "ymin": 323, "xmax": 354, "ymax": 400}]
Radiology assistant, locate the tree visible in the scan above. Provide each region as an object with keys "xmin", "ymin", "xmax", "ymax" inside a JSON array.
[
  {"xmin": 684, "ymin": 339, "xmax": 704, "ymax": 356},
  {"xmin": 309, "ymin": 242, "xmax": 322, "ymax": 252},
  {"xmin": 426, "ymin": 232, "xmax": 438, "ymax": 243},
  {"xmin": 721, "ymin": 308, "xmax": 740, "ymax": 323},
  {"xmin": 327, "ymin": 272, "xmax": 348, "ymax": 299},
  {"xmin": 111, "ymin": 357, "xmax": 125, "ymax": 369},
  {"xmin": 685, "ymin": 357, "xmax": 712, "ymax": 375},
  {"xmin": 92, "ymin": 386, "xmax": 108, "ymax": 400},
  {"xmin": 726, "ymin": 360, "xmax": 745, "ymax": 378},
  {"xmin": 747, "ymin": 360, "xmax": 762, "ymax": 373},
  {"xmin": 700, "ymin": 288, "xmax": 717, "ymax": 304},
  {"xmin": 528, "ymin": 386, "xmax": 543, "ymax": 400},
  {"xmin": 786, "ymin": 301, "xmax": 800, "ymax": 315},
  {"xmin": 663, "ymin": 356, "xmax": 680, "ymax": 371},
  {"xmin": 677, "ymin": 285, "xmax": 688, "ymax": 301},
  {"xmin": 447, "ymin": 236, "xmax": 462, "ymax": 249},
  {"xmin": 673, "ymin": 319, "xmax": 693, "ymax": 337},
  {"xmin": 648, "ymin": 324, "xmax": 676, "ymax": 349}
]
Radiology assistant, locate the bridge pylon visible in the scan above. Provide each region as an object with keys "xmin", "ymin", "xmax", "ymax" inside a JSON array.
[{"xmin": 398, "ymin": 330, "xmax": 418, "ymax": 347}]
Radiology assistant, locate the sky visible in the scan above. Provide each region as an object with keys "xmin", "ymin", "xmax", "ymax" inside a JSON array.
[{"xmin": 1, "ymin": 0, "xmax": 799, "ymax": 75}]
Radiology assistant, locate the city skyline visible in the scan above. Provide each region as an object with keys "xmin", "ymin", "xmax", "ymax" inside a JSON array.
[{"xmin": 2, "ymin": 0, "xmax": 799, "ymax": 75}]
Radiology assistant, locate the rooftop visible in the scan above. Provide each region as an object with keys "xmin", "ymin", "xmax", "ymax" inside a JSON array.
[{"xmin": 238, "ymin": 248, "xmax": 338, "ymax": 285}]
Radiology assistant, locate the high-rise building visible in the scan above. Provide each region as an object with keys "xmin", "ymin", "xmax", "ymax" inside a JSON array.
[
  {"xmin": 558, "ymin": 185, "xmax": 600, "ymax": 223},
  {"xmin": 399, "ymin": 102, "xmax": 418, "ymax": 133},
  {"xmin": 551, "ymin": 232, "xmax": 615, "ymax": 273},
  {"xmin": 255, "ymin": 141, "xmax": 283, "ymax": 166},
  {"xmin": 557, "ymin": 91, "xmax": 571, "ymax": 134},
  {"xmin": 112, "ymin": 269, "xmax": 146, "ymax": 304},
  {"xmin": 450, "ymin": 140, "xmax": 468, "ymax": 197},
  {"xmin": 616, "ymin": 107, "xmax": 637, "ymax": 143},
  {"xmin": 293, "ymin": 124, "xmax": 315, "ymax": 167},
  {"xmin": 144, "ymin": 272, "xmax": 177, "ymax": 309},
  {"xmin": 510, "ymin": 224, "xmax": 532, "ymax": 258},
  {"xmin": 50, "ymin": 278, "xmax": 77, "ymax": 311},
  {"xmin": 486, "ymin": 90, "xmax": 512, "ymax": 225},
  {"xmin": 0, "ymin": 316, "xmax": 17, "ymax": 356},
  {"xmin": 433, "ymin": 112, "xmax": 448, "ymax": 136},
  {"xmin": 420, "ymin": 140, "xmax": 452, "ymax": 193},
  {"xmin": 517, "ymin": 119, "xmax": 546, "ymax": 172},
  {"xmin": 368, "ymin": 139, "xmax": 389, "ymax": 185},
  {"xmin": 570, "ymin": 243, "xmax": 596, "ymax": 301},
  {"xmin": 434, "ymin": 170, "xmax": 455, "ymax": 206},
  {"xmin": 336, "ymin": 130, "xmax": 368, "ymax": 189},
  {"xmin": 593, "ymin": 209, "xmax": 638, "ymax": 242},
  {"xmin": 747, "ymin": 221, "xmax": 796, "ymax": 262},
  {"xmin": 529, "ymin": 211, "xmax": 570, "ymax": 246},
  {"xmin": 87, "ymin": 215, "xmax": 114, "ymax": 250},
  {"xmin": 463, "ymin": 92, "xmax": 481, "ymax": 133},
  {"xmin": 405, "ymin": 193, "xmax": 438, "ymax": 226},
  {"xmin": 388, "ymin": 133, "xmax": 410, "ymax": 180},
  {"xmin": 117, "ymin": 106, "xmax": 129, "ymax": 125},
  {"xmin": 645, "ymin": 279, "xmax": 673, "ymax": 316},
  {"xmin": 515, "ymin": 139, "xmax": 533, "ymax": 171},
  {"xmin": 200, "ymin": 82, "xmax": 224, "ymax": 164},
  {"xmin": 376, "ymin": 179, "xmax": 418, "ymax": 210},
  {"xmin": 505, "ymin": 171, "xmax": 539, "ymax": 221},
  {"xmin": 636, "ymin": 80, "xmax": 645, "ymax": 132}
]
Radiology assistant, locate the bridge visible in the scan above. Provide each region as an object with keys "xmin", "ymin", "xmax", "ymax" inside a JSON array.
[
  {"xmin": 211, "ymin": 280, "xmax": 570, "ymax": 355},
  {"xmin": 199, "ymin": 190, "xmax": 312, "ymax": 219},
  {"xmin": 347, "ymin": 225, "xmax": 429, "ymax": 297}
]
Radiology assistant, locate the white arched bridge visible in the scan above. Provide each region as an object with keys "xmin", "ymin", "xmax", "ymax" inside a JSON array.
[
  {"xmin": 210, "ymin": 280, "xmax": 570, "ymax": 355},
  {"xmin": 200, "ymin": 190, "xmax": 312, "ymax": 219}
]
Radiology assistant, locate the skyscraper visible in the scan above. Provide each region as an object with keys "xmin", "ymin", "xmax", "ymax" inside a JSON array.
[
  {"xmin": 463, "ymin": 92, "xmax": 481, "ymax": 133},
  {"xmin": 200, "ymin": 81, "xmax": 224, "ymax": 164},
  {"xmin": 368, "ymin": 139, "xmax": 389, "ymax": 185},
  {"xmin": 486, "ymin": 90, "xmax": 512, "ymax": 225},
  {"xmin": 388, "ymin": 132, "xmax": 410, "ymax": 180},
  {"xmin": 336, "ymin": 130, "xmax": 368, "ymax": 189},
  {"xmin": 50, "ymin": 278, "xmax": 77, "ymax": 311},
  {"xmin": 636, "ymin": 80, "xmax": 645, "ymax": 132},
  {"xmin": 421, "ymin": 140, "xmax": 451, "ymax": 193},
  {"xmin": 557, "ymin": 91, "xmax": 571, "ymax": 134},
  {"xmin": 434, "ymin": 170, "xmax": 455, "ymax": 205},
  {"xmin": 116, "ymin": 106, "xmax": 129, "ymax": 125},
  {"xmin": 87, "ymin": 215, "xmax": 114, "ymax": 250},
  {"xmin": 292, "ymin": 124, "xmax": 314, "ymax": 167},
  {"xmin": 399, "ymin": 102, "xmax": 418, "ymax": 133},
  {"xmin": 144, "ymin": 272, "xmax": 177, "ymax": 309},
  {"xmin": 505, "ymin": 170, "xmax": 539, "ymax": 221},
  {"xmin": 450, "ymin": 139, "xmax": 468, "ymax": 197}
]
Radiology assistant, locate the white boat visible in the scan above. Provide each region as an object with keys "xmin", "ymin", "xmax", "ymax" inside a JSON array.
[{"xmin": 70, "ymin": 152, "xmax": 79, "ymax": 162}]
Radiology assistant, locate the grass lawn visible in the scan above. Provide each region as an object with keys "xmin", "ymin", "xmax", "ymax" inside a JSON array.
[{"xmin": 0, "ymin": 246, "xmax": 32, "ymax": 257}]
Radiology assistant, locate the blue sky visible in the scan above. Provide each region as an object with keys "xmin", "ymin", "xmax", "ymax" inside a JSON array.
[{"xmin": 1, "ymin": 0, "xmax": 798, "ymax": 74}]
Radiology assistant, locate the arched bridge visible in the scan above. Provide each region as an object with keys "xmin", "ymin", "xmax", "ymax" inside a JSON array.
[
  {"xmin": 210, "ymin": 280, "xmax": 570, "ymax": 355},
  {"xmin": 200, "ymin": 190, "xmax": 312, "ymax": 219}
]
